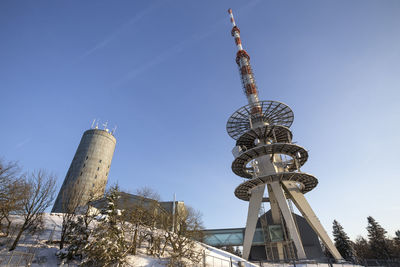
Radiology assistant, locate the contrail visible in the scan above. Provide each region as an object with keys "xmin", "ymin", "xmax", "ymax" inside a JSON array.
[
  {"xmin": 76, "ymin": 1, "xmax": 165, "ymax": 62},
  {"xmin": 113, "ymin": 0, "xmax": 262, "ymax": 88},
  {"xmin": 112, "ymin": 38, "xmax": 191, "ymax": 88},
  {"xmin": 15, "ymin": 137, "xmax": 31, "ymax": 149}
]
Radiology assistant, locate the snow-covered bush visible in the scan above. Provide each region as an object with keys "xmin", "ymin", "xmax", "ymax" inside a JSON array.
[{"xmin": 81, "ymin": 185, "xmax": 129, "ymax": 266}]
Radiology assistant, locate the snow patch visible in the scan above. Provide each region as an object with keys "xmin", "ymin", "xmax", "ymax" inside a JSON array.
[{"xmin": 1, "ymin": 213, "xmax": 258, "ymax": 266}]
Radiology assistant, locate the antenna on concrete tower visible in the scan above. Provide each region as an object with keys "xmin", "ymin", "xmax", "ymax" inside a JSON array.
[
  {"xmin": 91, "ymin": 119, "xmax": 96, "ymax": 129},
  {"xmin": 111, "ymin": 125, "xmax": 117, "ymax": 135},
  {"xmin": 102, "ymin": 121, "xmax": 109, "ymax": 131}
]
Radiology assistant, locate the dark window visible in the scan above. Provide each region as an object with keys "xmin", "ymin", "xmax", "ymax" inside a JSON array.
[
  {"xmin": 99, "ymin": 159, "xmax": 102, "ymax": 163},
  {"xmin": 80, "ymin": 172, "xmax": 83, "ymax": 176},
  {"xmin": 108, "ymin": 165, "xmax": 110, "ymax": 169},
  {"xmin": 95, "ymin": 175, "xmax": 97, "ymax": 179},
  {"xmin": 86, "ymin": 156, "xmax": 88, "ymax": 160},
  {"xmin": 97, "ymin": 167, "xmax": 100, "ymax": 171},
  {"xmin": 92, "ymin": 183, "xmax": 95, "ymax": 187},
  {"xmin": 106, "ymin": 172, "xmax": 108, "ymax": 176},
  {"xmin": 83, "ymin": 164, "xmax": 85, "ymax": 168}
]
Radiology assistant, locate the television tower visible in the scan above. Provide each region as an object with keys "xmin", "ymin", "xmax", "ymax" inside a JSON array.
[{"xmin": 226, "ymin": 9, "xmax": 343, "ymax": 261}]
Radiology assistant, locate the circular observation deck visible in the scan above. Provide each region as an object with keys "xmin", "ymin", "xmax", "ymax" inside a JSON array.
[
  {"xmin": 234, "ymin": 172, "xmax": 318, "ymax": 202},
  {"xmin": 236, "ymin": 125, "xmax": 293, "ymax": 150},
  {"xmin": 232, "ymin": 143, "xmax": 308, "ymax": 178},
  {"xmin": 227, "ymin": 100, "xmax": 294, "ymax": 140}
]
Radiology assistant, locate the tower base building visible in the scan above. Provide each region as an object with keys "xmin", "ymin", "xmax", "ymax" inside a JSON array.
[
  {"xmin": 203, "ymin": 209, "xmax": 325, "ymax": 262},
  {"xmin": 249, "ymin": 210, "xmax": 324, "ymax": 261}
]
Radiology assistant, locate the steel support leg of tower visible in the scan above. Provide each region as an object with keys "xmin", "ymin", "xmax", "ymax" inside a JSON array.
[
  {"xmin": 270, "ymin": 181, "xmax": 307, "ymax": 260},
  {"xmin": 267, "ymin": 184, "xmax": 285, "ymax": 260},
  {"xmin": 282, "ymin": 181, "xmax": 343, "ymax": 261},
  {"xmin": 242, "ymin": 185, "xmax": 265, "ymax": 260}
]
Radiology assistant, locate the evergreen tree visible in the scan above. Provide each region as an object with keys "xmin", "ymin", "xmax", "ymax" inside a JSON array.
[
  {"xmin": 234, "ymin": 246, "xmax": 242, "ymax": 257},
  {"xmin": 366, "ymin": 216, "xmax": 390, "ymax": 259},
  {"xmin": 82, "ymin": 185, "xmax": 128, "ymax": 266},
  {"xmin": 392, "ymin": 230, "xmax": 400, "ymax": 258},
  {"xmin": 332, "ymin": 220, "xmax": 353, "ymax": 260},
  {"xmin": 161, "ymin": 206, "xmax": 203, "ymax": 266},
  {"xmin": 353, "ymin": 236, "xmax": 372, "ymax": 261},
  {"xmin": 57, "ymin": 193, "xmax": 99, "ymax": 263},
  {"xmin": 394, "ymin": 230, "xmax": 400, "ymax": 246},
  {"xmin": 58, "ymin": 215, "xmax": 94, "ymax": 262}
]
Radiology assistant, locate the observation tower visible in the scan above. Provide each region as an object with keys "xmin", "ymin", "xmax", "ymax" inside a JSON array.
[{"xmin": 226, "ymin": 9, "xmax": 343, "ymax": 261}]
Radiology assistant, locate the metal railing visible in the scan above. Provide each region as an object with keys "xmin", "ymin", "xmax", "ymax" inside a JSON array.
[
  {"xmin": 0, "ymin": 221, "xmax": 58, "ymax": 267},
  {"xmin": 357, "ymin": 258, "xmax": 400, "ymax": 267},
  {"xmin": 202, "ymin": 251, "xmax": 258, "ymax": 267},
  {"xmin": 0, "ymin": 251, "xmax": 35, "ymax": 267}
]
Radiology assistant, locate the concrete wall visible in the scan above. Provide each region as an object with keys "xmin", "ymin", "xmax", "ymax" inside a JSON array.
[{"xmin": 52, "ymin": 129, "xmax": 116, "ymax": 213}]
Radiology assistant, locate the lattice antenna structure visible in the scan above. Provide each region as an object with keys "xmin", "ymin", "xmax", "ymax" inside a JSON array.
[
  {"xmin": 226, "ymin": 9, "xmax": 343, "ymax": 262},
  {"xmin": 228, "ymin": 8, "xmax": 261, "ymax": 115}
]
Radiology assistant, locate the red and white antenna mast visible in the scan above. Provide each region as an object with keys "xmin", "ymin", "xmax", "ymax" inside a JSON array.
[{"xmin": 228, "ymin": 8, "xmax": 261, "ymax": 115}]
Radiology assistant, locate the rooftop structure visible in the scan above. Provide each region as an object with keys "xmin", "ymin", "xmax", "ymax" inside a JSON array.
[
  {"xmin": 226, "ymin": 9, "xmax": 343, "ymax": 262},
  {"xmin": 89, "ymin": 191, "xmax": 185, "ymax": 218},
  {"xmin": 89, "ymin": 191, "xmax": 186, "ymax": 232}
]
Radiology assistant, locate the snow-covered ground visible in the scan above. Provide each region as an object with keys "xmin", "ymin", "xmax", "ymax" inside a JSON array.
[
  {"xmin": 0, "ymin": 214, "xmax": 362, "ymax": 267},
  {"xmin": 0, "ymin": 213, "xmax": 258, "ymax": 266}
]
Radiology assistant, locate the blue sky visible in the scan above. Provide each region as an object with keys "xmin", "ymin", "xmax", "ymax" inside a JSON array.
[{"xmin": 1, "ymin": 0, "xmax": 399, "ymax": 240}]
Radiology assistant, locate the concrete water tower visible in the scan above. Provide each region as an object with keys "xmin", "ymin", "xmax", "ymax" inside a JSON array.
[{"xmin": 52, "ymin": 120, "xmax": 116, "ymax": 213}]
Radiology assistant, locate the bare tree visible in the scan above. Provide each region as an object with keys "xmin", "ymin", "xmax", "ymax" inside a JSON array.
[
  {"xmin": 59, "ymin": 182, "xmax": 87, "ymax": 249},
  {"xmin": 0, "ymin": 159, "xmax": 20, "ymax": 181},
  {"xmin": 162, "ymin": 206, "xmax": 204, "ymax": 266},
  {"xmin": 136, "ymin": 186, "xmax": 161, "ymax": 201},
  {"xmin": 124, "ymin": 187, "xmax": 161, "ymax": 255},
  {"xmin": 9, "ymin": 170, "xmax": 56, "ymax": 251},
  {"xmin": 57, "ymin": 186, "xmax": 102, "ymax": 261},
  {"xmin": 0, "ymin": 160, "xmax": 28, "ymax": 236}
]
